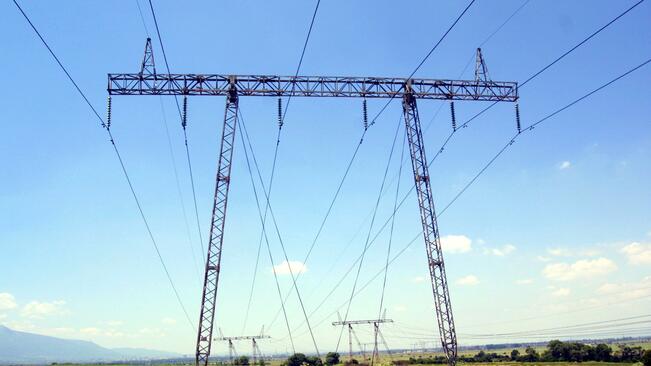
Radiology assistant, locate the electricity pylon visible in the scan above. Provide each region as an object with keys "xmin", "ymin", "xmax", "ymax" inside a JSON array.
[{"xmin": 107, "ymin": 40, "xmax": 519, "ymax": 366}]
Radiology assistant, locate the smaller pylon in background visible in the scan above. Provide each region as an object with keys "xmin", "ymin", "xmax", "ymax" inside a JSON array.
[{"xmin": 214, "ymin": 327, "xmax": 270, "ymax": 365}]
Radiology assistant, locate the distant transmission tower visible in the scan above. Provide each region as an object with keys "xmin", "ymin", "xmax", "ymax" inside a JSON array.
[
  {"xmin": 214, "ymin": 328, "xmax": 270, "ymax": 365},
  {"xmin": 332, "ymin": 316, "xmax": 394, "ymax": 364}
]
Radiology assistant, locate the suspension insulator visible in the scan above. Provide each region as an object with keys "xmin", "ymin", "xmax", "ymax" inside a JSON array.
[
  {"xmin": 515, "ymin": 103, "xmax": 521, "ymax": 133},
  {"xmin": 277, "ymin": 97, "xmax": 283, "ymax": 128},
  {"xmin": 106, "ymin": 95, "xmax": 112, "ymax": 130},
  {"xmin": 363, "ymin": 99, "xmax": 368, "ymax": 130},
  {"xmin": 450, "ymin": 101, "xmax": 457, "ymax": 131},
  {"xmin": 182, "ymin": 96, "xmax": 188, "ymax": 129}
]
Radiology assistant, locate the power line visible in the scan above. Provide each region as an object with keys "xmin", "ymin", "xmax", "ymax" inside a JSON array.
[
  {"xmin": 427, "ymin": 0, "xmax": 646, "ymax": 161},
  {"xmin": 272, "ymin": 0, "xmax": 534, "ymax": 332},
  {"xmin": 268, "ymin": 0, "xmax": 478, "ymax": 337},
  {"xmin": 462, "ymin": 314, "xmax": 651, "ymax": 337},
  {"xmin": 247, "ymin": 0, "xmax": 323, "ymax": 336},
  {"xmin": 146, "ymin": 0, "xmax": 207, "ymax": 264},
  {"xmin": 439, "ymin": 57, "xmax": 651, "ymax": 216},
  {"xmin": 237, "ymin": 111, "xmax": 297, "ymax": 354},
  {"xmin": 11, "ymin": 0, "xmax": 194, "ymax": 330},
  {"xmin": 336, "ymin": 117, "xmax": 403, "ymax": 352},
  {"xmin": 133, "ymin": 0, "xmax": 202, "ymax": 286},
  {"xmin": 293, "ymin": 2, "xmax": 651, "ymax": 324},
  {"xmin": 274, "ymin": 57, "xmax": 651, "ymax": 343},
  {"xmin": 378, "ymin": 130, "xmax": 407, "ymax": 320},
  {"xmin": 367, "ymin": 0, "xmax": 477, "ymax": 129},
  {"xmin": 238, "ymin": 109, "xmax": 321, "ymax": 357}
]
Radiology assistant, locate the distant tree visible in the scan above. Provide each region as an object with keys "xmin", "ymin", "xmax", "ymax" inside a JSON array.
[
  {"xmin": 547, "ymin": 340, "xmax": 565, "ymax": 361},
  {"xmin": 234, "ymin": 356, "xmax": 250, "ymax": 366},
  {"xmin": 617, "ymin": 345, "xmax": 644, "ymax": 363},
  {"xmin": 326, "ymin": 352, "xmax": 341, "ymax": 366},
  {"xmin": 233, "ymin": 356, "xmax": 249, "ymax": 366},
  {"xmin": 307, "ymin": 356, "xmax": 324, "ymax": 366},
  {"xmin": 510, "ymin": 349, "xmax": 520, "ymax": 361},
  {"xmin": 594, "ymin": 344, "xmax": 612, "ymax": 362},
  {"xmin": 287, "ymin": 353, "xmax": 308, "ymax": 366},
  {"xmin": 642, "ymin": 349, "xmax": 651, "ymax": 366},
  {"xmin": 520, "ymin": 346, "xmax": 540, "ymax": 362}
]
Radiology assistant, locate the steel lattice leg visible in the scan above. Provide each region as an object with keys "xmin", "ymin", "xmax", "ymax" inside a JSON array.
[
  {"xmin": 196, "ymin": 85, "xmax": 239, "ymax": 366},
  {"xmin": 402, "ymin": 89, "xmax": 457, "ymax": 366}
]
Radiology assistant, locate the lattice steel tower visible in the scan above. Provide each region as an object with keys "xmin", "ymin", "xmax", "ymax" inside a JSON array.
[{"xmin": 108, "ymin": 42, "xmax": 518, "ymax": 366}]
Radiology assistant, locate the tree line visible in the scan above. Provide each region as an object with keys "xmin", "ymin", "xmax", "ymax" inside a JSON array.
[{"xmin": 403, "ymin": 340, "xmax": 651, "ymax": 364}]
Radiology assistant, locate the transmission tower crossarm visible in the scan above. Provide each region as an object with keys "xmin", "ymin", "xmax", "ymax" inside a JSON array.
[
  {"xmin": 108, "ymin": 74, "xmax": 518, "ymax": 101},
  {"xmin": 332, "ymin": 318, "xmax": 394, "ymax": 326},
  {"xmin": 402, "ymin": 87, "xmax": 457, "ymax": 366}
]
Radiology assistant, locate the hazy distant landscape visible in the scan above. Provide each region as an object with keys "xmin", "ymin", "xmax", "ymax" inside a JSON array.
[{"xmin": 1, "ymin": 324, "xmax": 649, "ymax": 365}]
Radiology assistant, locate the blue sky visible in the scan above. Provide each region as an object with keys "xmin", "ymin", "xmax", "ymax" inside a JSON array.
[{"xmin": 1, "ymin": 0, "xmax": 650, "ymax": 356}]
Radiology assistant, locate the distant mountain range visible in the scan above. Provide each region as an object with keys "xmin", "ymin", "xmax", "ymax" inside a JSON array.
[{"xmin": 0, "ymin": 325, "xmax": 180, "ymax": 364}]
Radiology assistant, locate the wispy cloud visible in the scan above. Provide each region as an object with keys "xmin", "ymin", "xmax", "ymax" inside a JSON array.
[
  {"xmin": 456, "ymin": 275, "xmax": 480, "ymax": 286},
  {"xmin": 543, "ymin": 257, "xmax": 617, "ymax": 281},
  {"xmin": 441, "ymin": 235, "xmax": 472, "ymax": 254},
  {"xmin": 162, "ymin": 317, "xmax": 177, "ymax": 325},
  {"xmin": 515, "ymin": 279, "xmax": 533, "ymax": 285},
  {"xmin": 272, "ymin": 260, "xmax": 307, "ymax": 275},
  {"xmin": 411, "ymin": 276, "xmax": 426, "ymax": 283},
  {"xmin": 548, "ymin": 247, "xmax": 572, "ymax": 257},
  {"xmin": 0, "ymin": 293, "xmax": 17, "ymax": 311},
  {"xmin": 620, "ymin": 242, "xmax": 651, "ymax": 265},
  {"xmin": 80, "ymin": 327, "xmax": 101, "ymax": 335},
  {"xmin": 550, "ymin": 287, "xmax": 571, "ymax": 297},
  {"xmin": 484, "ymin": 244, "xmax": 516, "ymax": 256},
  {"xmin": 21, "ymin": 300, "xmax": 66, "ymax": 319},
  {"xmin": 597, "ymin": 276, "xmax": 651, "ymax": 300},
  {"xmin": 559, "ymin": 161, "xmax": 571, "ymax": 170}
]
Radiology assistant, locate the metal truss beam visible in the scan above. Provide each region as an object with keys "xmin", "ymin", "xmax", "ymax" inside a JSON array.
[
  {"xmin": 108, "ymin": 74, "xmax": 518, "ymax": 101},
  {"xmin": 195, "ymin": 82, "xmax": 239, "ymax": 366},
  {"xmin": 402, "ymin": 88, "xmax": 457, "ymax": 366},
  {"xmin": 332, "ymin": 318, "xmax": 394, "ymax": 326}
]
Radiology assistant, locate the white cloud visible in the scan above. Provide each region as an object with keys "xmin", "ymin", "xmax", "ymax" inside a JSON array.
[
  {"xmin": 551, "ymin": 287, "xmax": 571, "ymax": 297},
  {"xmin": 0, "ymin": 314, "xmax": 6, "ymax": 321},
  {"xmin": 0, "ymin": 293, "xmax": 17, "ymax": 311},
  {"xmin": 620, "ymin": 242, "xmax": 651, "ymax": 265},
  {"xmin": 394, "ymin": 304, "xmax": 407, "ymax": 312},
  {"xmin": 515, "ymin": 279, "xmax": 533, "ymax": 285},
  {"xmin": 21, "ymin": 300, "xmax": 66, "ymax": 319},
  {"xmin": 597, "ymin": 276, "xmax": 651, "ymax": 300},
  {"xmin": 441, "ymin": 235, "xmax": 472, "ymax": 254},
  {"xmin": 537, "ymin": 256, "xmax": 552, "ymax": 262},
  {"xmin": 80, "ymin": 327, "xmax": 101, "ymax": 335},
  {"xmin": 411, "ymin": 276, "xmax": 426, "ymax": 283},
  {"xmin": 272, "ymin": 260, "xmax": 307, "ymax": 275},
  {"xmin": 50, "ymin": 327, "xmax": 75, "ymax": 335},
  {"xmin": 456, "ymin": 275, "xmax": 479, "ymax": 286},
  {"xmin": 548, "ymin": 247, "xmax": 572, "ymax": 257},
  {"xmin": 559, "ymin": 161, "xmax": 571, "ymax": 170},
  {"xmin": 139, "ymin": 327, "xmax": 165, "ymax": 338},
  {"xmin": 102, "ymin": 320, "xmax": 124, "ymax": 327},
  {"xmin": 484, "ymin": 244, "xmax": 516, "ymax": 256},
  {"xmin": 162, "ymin": 317, "xmax": 177, "ymax": 325},
  {"xmin": 543, "ymin": 257, "xmax": 617, "ymax": 281}
]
